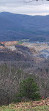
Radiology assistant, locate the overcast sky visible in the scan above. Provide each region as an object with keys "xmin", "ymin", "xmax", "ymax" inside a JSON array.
[{"xmin": 0, "ymin": 0, "xmax": 49, "ymax": 16}]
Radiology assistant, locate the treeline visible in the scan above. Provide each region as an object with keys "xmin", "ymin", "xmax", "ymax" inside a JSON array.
[{"xmin": 0, "ymin": 62, "xmax": 49, "ymax": 105}]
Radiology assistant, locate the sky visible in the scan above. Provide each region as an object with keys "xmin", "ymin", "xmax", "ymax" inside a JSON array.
[{"xmin": 0, "ymin": 0, "xmax": 49, "ymax": 15}]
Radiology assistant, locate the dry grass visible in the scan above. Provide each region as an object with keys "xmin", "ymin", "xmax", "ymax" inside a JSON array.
[{"xmin": 0, "ymin": 98, "xmax": 49, "ymax": 111}]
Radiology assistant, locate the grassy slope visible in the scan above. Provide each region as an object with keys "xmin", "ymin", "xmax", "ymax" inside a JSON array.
[{"xmin": 0, "ymin": 100, "xmax": 49, "ymax": 111}]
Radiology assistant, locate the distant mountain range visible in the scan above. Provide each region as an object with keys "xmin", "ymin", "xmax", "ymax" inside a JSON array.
[{"xmin": 0, "ymin": 12, "xmax": 49, "ymax": 42}]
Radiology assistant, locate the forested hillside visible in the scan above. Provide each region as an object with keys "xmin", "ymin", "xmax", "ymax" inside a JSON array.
[{"xmin": 0, "ymin": 12, "xmax": 49, "ymax": 41}]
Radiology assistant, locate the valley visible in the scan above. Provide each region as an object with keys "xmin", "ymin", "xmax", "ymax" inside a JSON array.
[
  {"xmin": 0, "ymin": 0, "xmax": 49, "ymax": 109},
  {"xmin": 0, "ymin": 40, "xmax": 49, "ymax": 60}
]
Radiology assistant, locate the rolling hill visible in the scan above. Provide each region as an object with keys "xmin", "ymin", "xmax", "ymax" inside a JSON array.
[{"xmin": 0, "ymin": 12, "xmax": 49, "ymax": 41}]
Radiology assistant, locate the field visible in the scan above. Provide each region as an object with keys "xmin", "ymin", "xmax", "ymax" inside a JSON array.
[
  {"xmin": 0, "ymin": 104, "xmax": 49, "ymax": 111},
  {"xmin": 0, "ymin": 99, "xmax": 49, "ymax": 111}
]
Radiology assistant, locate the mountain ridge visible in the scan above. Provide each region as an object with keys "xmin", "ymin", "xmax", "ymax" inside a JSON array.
[{"xmin": 0, "ymin": 12, "xmax": 49, "ymax": 41}]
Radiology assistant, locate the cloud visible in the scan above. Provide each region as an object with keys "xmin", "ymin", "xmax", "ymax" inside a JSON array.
[{"xmin": 0, "ymin": 0, "xmax": 49, "ymax": 16}]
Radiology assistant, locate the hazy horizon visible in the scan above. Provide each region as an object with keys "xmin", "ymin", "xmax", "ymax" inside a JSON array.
[{"xmin": 0, "ymin": 0, "xmax": 49, "ymax": 16}]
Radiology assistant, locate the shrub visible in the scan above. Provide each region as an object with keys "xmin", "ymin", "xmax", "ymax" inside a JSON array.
[{"xmin": 15, "ymin": 77, "xmax": 40, "ymax": 102}]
